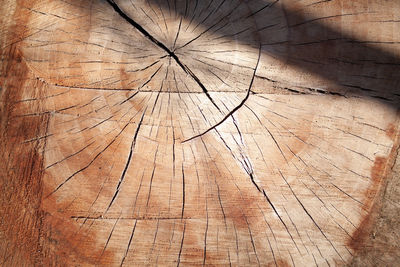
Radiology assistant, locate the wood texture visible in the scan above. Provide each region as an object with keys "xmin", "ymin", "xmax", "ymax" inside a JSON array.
[{"xmin": 1, "ymin": 0, "xmax": 400, "ymax": 266}]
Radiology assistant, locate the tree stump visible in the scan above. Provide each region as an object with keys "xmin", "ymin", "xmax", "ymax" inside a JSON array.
[{"xmin": 1, "ymin": 0, "xmax": 400, "ymax": 266}]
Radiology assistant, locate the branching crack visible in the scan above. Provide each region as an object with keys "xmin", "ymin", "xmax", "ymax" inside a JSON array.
[
  {"xmin": 182, "ymin": 44, "xmax": 262, "ymax": 143},
  {"xmin": 106, "ymin": 0, "xmax": 220, "ymax": 111}
]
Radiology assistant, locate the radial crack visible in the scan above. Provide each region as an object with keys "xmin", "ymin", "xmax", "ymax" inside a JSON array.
[
  {"xmin": 182, "ymin": 44, "xmax": 262, "ymax": 143},
  {"xmin": 106, "ymin": 0, "xmax": 220, "ymax": 110},
  {"xmin": 106, "ymin": 110, "xmax": 146, "ymax": 212}
]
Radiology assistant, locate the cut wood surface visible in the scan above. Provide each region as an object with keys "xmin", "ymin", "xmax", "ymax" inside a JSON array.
[{"xmin": 1, "ymin": 0, "xmax": 400, "ymax": 266}]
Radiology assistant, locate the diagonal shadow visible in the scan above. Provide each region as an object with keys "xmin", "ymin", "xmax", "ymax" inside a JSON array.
[{"xmin": 113, "ymin": 0, "xmax": 400, "ymax": 108}]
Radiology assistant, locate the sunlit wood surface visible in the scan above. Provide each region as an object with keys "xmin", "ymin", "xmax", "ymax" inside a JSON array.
[{"xmin": 1, "ymin": 0, "xmax": 400, "ymax": 266}]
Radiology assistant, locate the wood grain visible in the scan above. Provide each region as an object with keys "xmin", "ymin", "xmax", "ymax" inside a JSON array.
[{"xmin": 1, "ymin": 0, "xmax": 399, "ymax": 266}]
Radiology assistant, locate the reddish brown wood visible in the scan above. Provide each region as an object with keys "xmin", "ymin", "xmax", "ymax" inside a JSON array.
[{"xmin": 1, "ymin": 0, "xmax": 400, "ymax": 266}]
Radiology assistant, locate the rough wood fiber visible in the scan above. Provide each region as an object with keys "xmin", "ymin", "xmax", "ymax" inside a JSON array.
[{"xmin": 1, "ymin": 0, "xmax": 400, "ymax": 266}]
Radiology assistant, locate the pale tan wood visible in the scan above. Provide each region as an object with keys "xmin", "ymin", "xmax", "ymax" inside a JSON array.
[{"xmin": 1, "ymin": 0, "xmax": 400, "ymax": 266}]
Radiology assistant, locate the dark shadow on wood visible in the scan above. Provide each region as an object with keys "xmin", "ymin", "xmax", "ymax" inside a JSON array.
[{"xmin": 114, "ymin": 0, "xmax": 400, "ymax": 108}]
